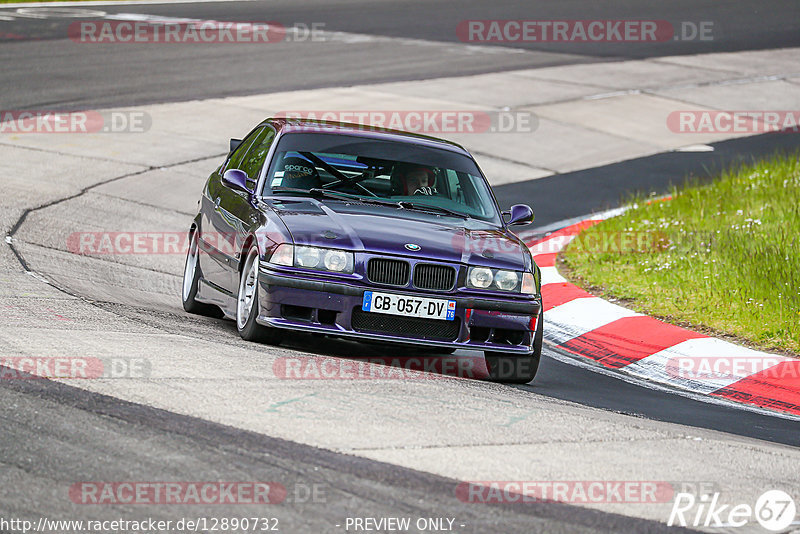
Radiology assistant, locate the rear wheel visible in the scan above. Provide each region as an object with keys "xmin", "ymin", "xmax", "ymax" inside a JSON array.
[
  {"xmin": 182, "ymin": 229, "xmax": 223, "ymax": 317},
  {"xmin": 237, "ymin": 245, "xmax": 283, "ymax": 345},
  {"xmin": 484, "ymin": 311, "xmax": 543, "ymax": 384}
]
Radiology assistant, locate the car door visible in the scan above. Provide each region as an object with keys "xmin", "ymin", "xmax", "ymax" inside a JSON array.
[
  {"xmin": 207, "ymin": 126, "xmax": 277, "ymax": 292},
  {"xmin": 226, "ymin": 126, "xmax": 277, "ymax": 284},
  {"xmin": 200, "ymin": 127, "xmax": 264, "ymax": 294}
]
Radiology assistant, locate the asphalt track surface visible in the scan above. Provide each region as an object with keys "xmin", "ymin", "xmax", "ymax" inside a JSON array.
[
  {"xmin": 2, "ymin": 363, "xmax": 710, "ymax": 534},
  {"xmin": 1, "ymin": 0, "xmax": 800, "ymax": 108},
  {"xmin": 2, "ymin": 1, "xmax": 800, "ymax": 532}
]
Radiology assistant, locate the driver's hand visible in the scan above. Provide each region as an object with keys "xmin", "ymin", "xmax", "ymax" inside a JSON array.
[{"xmin": 413, "ymin": 186, "xmax": 436, "ymax": 195}]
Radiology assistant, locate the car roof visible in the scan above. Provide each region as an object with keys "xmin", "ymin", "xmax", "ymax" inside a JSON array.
[{"xmin": 261, "ymin": 117, "xmax": 472, "ymax": 156}]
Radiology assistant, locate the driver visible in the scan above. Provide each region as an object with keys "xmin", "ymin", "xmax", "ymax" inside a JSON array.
[{"xmin": 397, "ymin": 164, "xmax": 437, "ymax": 195}]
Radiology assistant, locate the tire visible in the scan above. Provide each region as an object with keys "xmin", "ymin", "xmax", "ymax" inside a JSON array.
[
  {"xmin": 182, "ymin": 229, "xmax": 223, "ymax": 318},
  {"xmin": 236, "ymin": 245, "xmax": 283, "ymax": 345},
  {"xmin": 484, "ymin": 311, "xmax": 543, "ymax": 384}
]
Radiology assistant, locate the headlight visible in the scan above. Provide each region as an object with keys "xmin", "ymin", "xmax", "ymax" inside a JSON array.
[
  {"xmin": 323, "ymin": 249, "xmax": 349, "ymax": 272},
  {"xmin": 494, "ymin": 270, "xmax": 519, "ymax": 291},
  {"xmin": 268, "ymin": 244, "xmax": 353, "ymax": 274},
  {"xmin": 296, "ymin": 246, "xmax": 321, "ymax": 268},
  {"xmin": 468, "ymin": 267, "xmax": 493, "ymax": 288},
  {"xmin": 467, "ymin": 266, "xmax": 534, "ymax": 293}
]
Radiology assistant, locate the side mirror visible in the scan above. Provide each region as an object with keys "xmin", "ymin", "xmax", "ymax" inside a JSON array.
[
  {"xmin": 222, "ymin": 169, "xmax": 252, "ymax": 194},
  {"xmin": 230, "ymin": 138, "xmax": 243, "ymax": 152},
  {"xmin": 506, "ymin": 204, "xmax": 534, "ymax": 226}
]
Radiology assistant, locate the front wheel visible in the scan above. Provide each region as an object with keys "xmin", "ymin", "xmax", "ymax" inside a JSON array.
[
  {"xmin": 182, "ymin": 229, "xmax": 223, "ymax": 318},
  {"xmin": 236, "ymin": 245, "xmax": 283, "ymax": 345},
  {"xmin": 484, "ymin": 311, "xmax": 543, "ymax": 384}
]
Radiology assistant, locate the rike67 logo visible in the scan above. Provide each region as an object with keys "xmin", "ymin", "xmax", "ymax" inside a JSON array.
[{"xmin": 668, "ymin": 490, "xmax": 796, "ymax": 531}]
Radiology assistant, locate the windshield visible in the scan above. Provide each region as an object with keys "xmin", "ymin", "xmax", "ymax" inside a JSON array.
[{"xmin": 262, "ymin": 132, "xmax": 502, "ymax": 224}]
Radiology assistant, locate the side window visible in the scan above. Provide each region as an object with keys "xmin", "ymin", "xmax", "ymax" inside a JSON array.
[
  {"xmin": 239, "ymin": 128, "xmax": 276, "ymax": 184},
  {"xmin": 224, "ymin": 127, "xmax": 263, "ymax": 173}
]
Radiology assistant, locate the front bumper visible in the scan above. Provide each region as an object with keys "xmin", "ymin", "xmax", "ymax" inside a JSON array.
[{"xmin": 257, "ymin": 267, "xmax": 541, "ymax": 354}]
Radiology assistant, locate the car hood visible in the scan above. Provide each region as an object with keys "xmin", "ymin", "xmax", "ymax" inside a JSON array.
[{"xmin": 265, "ymin": 198, "xmax": 528, "ymax": 269}]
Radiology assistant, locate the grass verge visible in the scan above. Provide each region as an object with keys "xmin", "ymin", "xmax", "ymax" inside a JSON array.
[{"xmin": 561, "ymin": 153, "xmax": 800, "ymax": 355}]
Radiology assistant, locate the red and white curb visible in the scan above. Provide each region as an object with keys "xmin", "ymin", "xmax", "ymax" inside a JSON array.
[{"xmin": 527, "ymin": 217, "xmax": 800, "ymax": 419}]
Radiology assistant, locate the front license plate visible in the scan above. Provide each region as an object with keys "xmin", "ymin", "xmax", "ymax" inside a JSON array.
[{"xmin": 362, "ymin": 291, "xmax": 456, "ymax": 321}]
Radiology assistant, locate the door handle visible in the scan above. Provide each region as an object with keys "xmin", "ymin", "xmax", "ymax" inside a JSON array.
[{"xmin": 214, "ymin": 197, "xmax": 221, "ymax": 208}]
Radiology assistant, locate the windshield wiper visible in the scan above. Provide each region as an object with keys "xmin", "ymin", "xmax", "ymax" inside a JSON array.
[
  {"xmin": 397, "ymin": 201, "xmax": 469, "ymax": 219},
  {"xmin": 273, "ymin": 187, "xmax": 397, "ymax": 207},
  {"xmin": 272, "ymin": 187, "xmax": 358, "ymax": 201},
  {"xmin": 309, "ymin": 189, "xmax": 404, "ymax": 208},
  {"xmin": 272, "ymin": 188, "xmax": 468, "ymax": 217},
  {"xmin": 308, "ymin": 188, "xmax": 363, "ymax": 201}
]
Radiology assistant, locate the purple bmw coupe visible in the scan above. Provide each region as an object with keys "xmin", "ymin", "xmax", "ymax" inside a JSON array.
[{"xmin": 182, "ymin": 118, "xmax": 543, "ymax": 383}]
